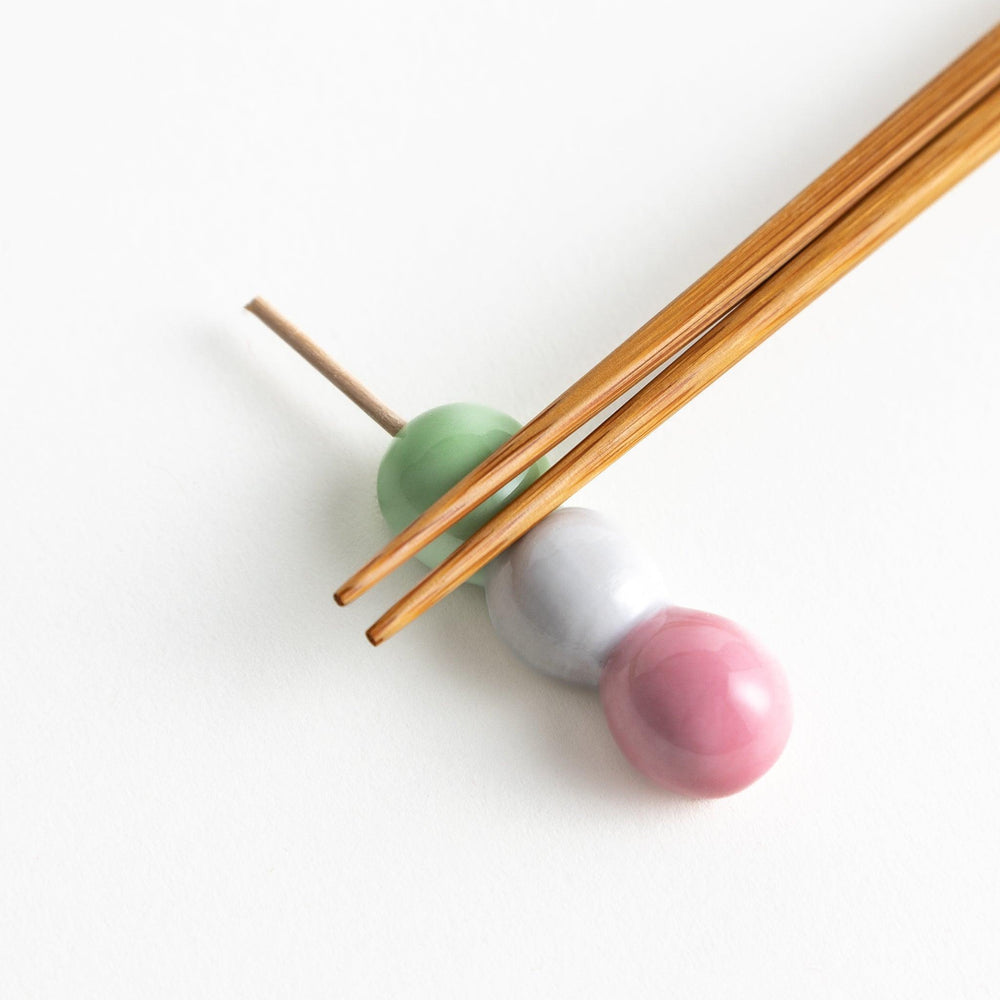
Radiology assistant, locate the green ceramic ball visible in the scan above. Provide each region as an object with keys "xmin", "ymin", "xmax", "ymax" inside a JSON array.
[{"xmin": 376, "ymin": 403, "xmax": 549, "ymax": 585}]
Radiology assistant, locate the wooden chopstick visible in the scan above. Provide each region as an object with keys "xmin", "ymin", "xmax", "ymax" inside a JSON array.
[
  {"xmin": 366, "ymin": 82, "xmax": 1000, "ymax": 644},
  {"xmin": 335, "ymin": 22, "xmax": 1000, "ymax": 607}
]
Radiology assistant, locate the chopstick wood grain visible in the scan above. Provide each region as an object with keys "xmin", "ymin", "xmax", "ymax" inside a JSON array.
[
  {"xmin": 336, "ymin": 22, "xmax": 1000, "ymax": 607},
  {"xmin": 366, "ymin": 82, "xmax": 1000, "ymax": 644}
]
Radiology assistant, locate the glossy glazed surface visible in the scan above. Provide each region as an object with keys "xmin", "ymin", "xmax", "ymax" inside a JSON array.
[
  {"xmin": 376, "ymin": 403, "xmax": 548, "ymax": 584},
  {"xmin": 600, "ymin": 607, "xmax": 792, "ymax": 797},
  {"xmin": 485, "ymin": 507, "xmax": 669, "ymax": 685}
]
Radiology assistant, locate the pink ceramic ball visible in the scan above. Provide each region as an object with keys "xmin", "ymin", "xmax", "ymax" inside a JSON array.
[{"xmin": 600, "ymin": 607, "xmax": 792, "ymax": 797}]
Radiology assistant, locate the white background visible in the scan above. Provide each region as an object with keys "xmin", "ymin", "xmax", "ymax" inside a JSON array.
[{"xmin": 2, "ymin": 2, "xmax": 999, "ymax": 997}]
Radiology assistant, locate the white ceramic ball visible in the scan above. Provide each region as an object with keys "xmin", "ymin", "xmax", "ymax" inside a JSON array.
[{"xmin": 484, "ymin": 507, "xmax": 669, "ymax": 686}]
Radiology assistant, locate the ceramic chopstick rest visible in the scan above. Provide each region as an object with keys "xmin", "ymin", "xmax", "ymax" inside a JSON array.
[
  {"xmin": 377, "ymin": 405, "xmax": 792, "ymax": 797},
  {"xmin": 245, "ymin": 300, "xmax": 792, "ymax": 798}
]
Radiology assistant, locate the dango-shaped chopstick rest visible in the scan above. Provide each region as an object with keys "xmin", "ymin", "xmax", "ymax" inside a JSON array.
[{"xmin": 245, "ymin": 299, "xmax": 792, "ymax": 796}]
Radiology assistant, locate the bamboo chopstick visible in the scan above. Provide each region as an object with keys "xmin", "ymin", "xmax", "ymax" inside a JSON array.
[
  {"xmin": 335, "ymin": 22, "xmax": 1000, "ymax": 607},
  {"xmin": 366, "ymin": 82, "xmax": 1000, "ymax": 644}
]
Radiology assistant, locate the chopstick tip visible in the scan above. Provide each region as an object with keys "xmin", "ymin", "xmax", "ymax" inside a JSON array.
[{"xmin": 366, "ymin": 610, "xmax": 401, "ymax": 645}]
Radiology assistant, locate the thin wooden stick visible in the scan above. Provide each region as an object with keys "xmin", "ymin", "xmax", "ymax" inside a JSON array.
[
  {"xmin": 365, "ymin": 83, "xmax": 1000, "ymax": 644},
  {"xmin": 335, "ymin": 22, "xmax": 1000, "ymax": 606},
  {"xmin": 245, "ymin": 297, "xmax": 406, "ymax": 436}
]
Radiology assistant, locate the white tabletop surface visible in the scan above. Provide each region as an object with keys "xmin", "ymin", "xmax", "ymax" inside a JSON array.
[{"xmin": 3, "ymin": 2, "xmax": 999, "ymax": 997}]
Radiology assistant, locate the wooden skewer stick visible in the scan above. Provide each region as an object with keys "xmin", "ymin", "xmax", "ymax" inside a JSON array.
[
  {"xmin": 365, "ymin": 81, "xmax": 1000, "ymax": 645},
  {"xmin": 335, "ymin": 22, "xmax": 1000, "ymax": 606},
  {"xmin": 245, "ymin": 297, "xmax": 406, "ymax": 436}
]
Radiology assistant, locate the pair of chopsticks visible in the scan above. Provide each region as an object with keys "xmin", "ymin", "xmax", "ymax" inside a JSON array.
[{"xmin": 334, "ymin": 23, "xmax": 1000, "ymax": 644}]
